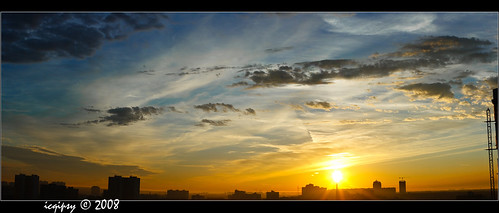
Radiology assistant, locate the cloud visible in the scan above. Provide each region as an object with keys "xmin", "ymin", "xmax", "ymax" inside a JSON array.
[
  {"xmin": 264, "ymin": 46, "xmax": 294, "ymax": 53},
  {"xmin": 397, "ymin": 82, "xmax": 455, "ymax": 102},
  {"xmin": 389, "ymin": 36, "xmax": 497, "ymax": 64},
  {"xmin": 461, "ymin": 83, "xmax": 491, "ymax": 105},
  {"xmin": 198, "ymin": 119, "xmax": 231, "ymax": 127},
  {"xmin": 62, "ymin": 106, "xmax": 164, "ymax": 127},
  {"xmin": 83, "ymin": 107, "xmax": 101, "ymax": 113},
  {"xmin": 483, "ymin": 76, "xmax": 498, "ymax": 88},
  {"xmin": 194, "ymin": 103, "xmax": 240, "ymax": 113},
  {"xmin": 304, "ymin": 101, "xmax": 336, "ymax": 111},
  {"xmin": 2, "ymin": 145, "xmax": 155, "ymax": 176},
  {"xmin": 2, "ymin": 13, "xmax": 168, "ymax": 63},
  {"xmin": 102, "ymin": 106, "xmax": 163, "ymax": 126},
  {"xmin": 166, "ymin": 106, "xmax": 184, "ymax": 113},
  {"xmin": 295, "ymin": 59, "xmax": 356, "ymax": 70},
  {"xmin": 321, "ymin": 13, "xmax": 437, "ymax": 35},
  {"xmin": 338, "ymin": 119, "xmax": 392, "ymax": 125},
  {"xmin": 237, "ymin": 35, "xmax": 496, "ymax": 89},
  {"xmin": 244, "ymin": 108, "xmax": 256, "ymax": 115}
]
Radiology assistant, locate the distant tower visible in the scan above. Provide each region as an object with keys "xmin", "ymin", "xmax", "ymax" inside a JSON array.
[
  {"xmin": 373, "ymin": 180, "xmax": 381, "ymax": 191},
  {"xmin": 399, "ymin": 178, "xmax": 406, "ymax": 194}
]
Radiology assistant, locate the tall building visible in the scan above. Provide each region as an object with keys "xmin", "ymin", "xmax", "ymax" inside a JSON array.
[
  {"xmin": 266, "ymin": 190, "xmax": 279, "ymax": 200},
  {"xmin": 373, "ymin": 180, "xmax": 381, "ymax": 191},
  {"xmin": 228, "ymin": 190, "xmax": 261, "ymax": 200},
  {"xmin": 301, "ymin": 184, "xmax": 327, "ymax": 199},
  {"xmin": 399, "ymin": 180, "xmax": 406, "ymax": 193},
  {"xmin": 107, "ymin": 176, "xmax": 140, "ymax": 199},
  {"xmin": 15, "ymin": 174, "xmax": 39, "ymax": 199},
  {"xmin": 40, "ymin": 182, "xmax": 78, "ymax": 199}
]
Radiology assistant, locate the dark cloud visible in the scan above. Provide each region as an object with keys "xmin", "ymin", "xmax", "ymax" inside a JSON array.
[
  {"xmin": 244, "ymin": 108, "xmax": 256, "ymax": 115},
  {"xmin": 397, "ymin": 82, "xmax": 454, "ymax": 101},
  {"xmin": 304, "ymin": 101, "xmax": 335, "ymax": 111},
  {"xmin": 137, "ymin": 70, "xmax": 155, "ymax": 75},
  {"xmin": 295, "ymin": 59, "xmax": 356, "ymax": 70},
  {"xmin": 227, "ymin": 81, "xmax": 250, "ymax": 88},
  {"xmin": 390, "ymin": 36, "xmax": 497, "ymax": 64},
  {"xmin": 2, "ymin": 13, "xmax": 168, "ymax": 63},
  {"xmin": 62, "ymin": 106, "xmax": 163, "ymax": 127},
  {"xmin": 198, "ymin": 119, "xmax": 231, "ymax": 127},
  {"xmin": 102, "ymin": 106, "xmax": 163, "ymax": 126},
  {"xmin": 83, "ymin": 107, "xmax": 101, "ymax": 113},
  {"xmin": 166, "ymin": 106, "xmax": 184, "ymax": 113},
  {"xmin": 194, "ymin": 103, "xmax": 240, "ymax": 113},
  {"xmin": 484, "ymin": 76, "xmax": 498, "ymax": 88},
  {"xmin": 264, "ymin": 46, "xmax": 293, "ymax": 53},
  {"xmin": 165, "ymin": 65, "xmax": 231, "ymax": 76},
  {"xmin": 238, "ymin": 36, "xmax": 496, "ymax": 88},
  {"xmin": 2, "ymin": 145, "xmax": 155, "ymax": 176}
]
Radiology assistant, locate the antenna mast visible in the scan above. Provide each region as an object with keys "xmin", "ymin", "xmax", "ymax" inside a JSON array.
[{"xmin": 485, "ymin": 108, "xmax": 496, "ymax": 199}]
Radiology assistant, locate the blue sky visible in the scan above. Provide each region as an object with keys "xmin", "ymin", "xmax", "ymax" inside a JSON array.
[{"xmin": 2, "ymin": 12, "xmax": 498, "ymax": 193}]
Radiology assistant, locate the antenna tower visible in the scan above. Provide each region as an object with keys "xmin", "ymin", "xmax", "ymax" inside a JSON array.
[{"xmin": 486, "ymin": 108, "xmax": 497, "ymax": 200}]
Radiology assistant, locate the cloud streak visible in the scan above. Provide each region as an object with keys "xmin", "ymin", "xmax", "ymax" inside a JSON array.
[
  {"xmin": 197, "ymin": 119, "xmax": 231, "ymax": 127},
  {"xmin": 2, "ymin": 145, "xmax": 155, "ymax": 176}
]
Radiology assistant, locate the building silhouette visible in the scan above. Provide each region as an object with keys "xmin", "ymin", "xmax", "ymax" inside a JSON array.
[
  {"xmin": 40, "ymin": 182, "xmax": 78, "ymax": 199},
  {"xmin": 166, "ymin": 189, "xmax": 189, "ymax": 200},
  {"xmin": 372, "ymin": 180, "xmax": 396, "ymax": 195},
  {"xmin": 228, "ymin": 190, "xmax": 261, "ymax": 200},
  {"xmin": 266, "ymin": 190, "xmax": 279, "ymax": 200},
  {"xmin": 373, "ymin": 180, "xmax": 381, "ymax": 191},
  {"xmin": 2, "ymin": 181, "xmax": 15, "ymax": 199},
  {"xmin": 301, "ymin": 184, "xmax": 327, "ymax": 199},
  {"xmin": 399, "ymin": 180, "xmax": 406, "ymax": 193},
  {"xmin": 106, "ymin": 175, "xmax": 140, "ymax": 199},
  {"xmin": 191, "ymin": 194, "xmax": 206, "ymax": 200},
  {"xmin": 15, "ymin": 174, "xmax": 39, "ymax": 199}
]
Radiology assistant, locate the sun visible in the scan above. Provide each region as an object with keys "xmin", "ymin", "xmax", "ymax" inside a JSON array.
[{"xmin": 332, "ymin": 170, "xmax": 343, "ymax": 183}]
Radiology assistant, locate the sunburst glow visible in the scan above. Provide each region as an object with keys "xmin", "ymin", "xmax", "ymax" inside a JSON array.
[{"xmin": 332, "ymin": 170, "xmax": 343, "ymax": 183}]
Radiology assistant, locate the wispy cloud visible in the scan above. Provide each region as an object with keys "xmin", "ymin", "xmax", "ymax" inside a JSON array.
[
  {"xmin": 321, "ymin": 13, "xmax": 437, "ymax": 35},
  {"xmin": 2, "ymin": 145, "xmax": 155, "ymax": 176}
]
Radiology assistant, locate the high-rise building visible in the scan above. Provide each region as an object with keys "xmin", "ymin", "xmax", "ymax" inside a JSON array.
[
  {"xmin": 266, "ymin": 190, "xmax": 279, "ymax": 200},
  {"xmin": 228, "ymin": 190, "xmax": 261, "ymax": 200},
  {"xmin": 107, "ymin": 176, "xmax": 140, "ymax": 199},
  {"xmin": 399, "ymin": 180, "xmax": 406, "ymax": 193},
  {"xmin": 373, "ymin": 180, "xmax": 381, "ymax": 191},
  {"xmin": 301, "ymin": 184, "xmax": 327, "ymax": 199},
  {"xmin": 15, "ymin": 174, "xmax": 39, "ymax": 199},
  {"xmin": 40, "ymin": 182, "xmax": 78, "ymax": 199}
]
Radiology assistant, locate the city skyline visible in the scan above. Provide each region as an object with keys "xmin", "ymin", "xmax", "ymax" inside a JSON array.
[
  {"xmin": 4, "ymin": 173, "xmax": 494, "ymax": 200},
  {"xmin": 1, "ymin": 12, "xmax": 498, "ymax": 195}
]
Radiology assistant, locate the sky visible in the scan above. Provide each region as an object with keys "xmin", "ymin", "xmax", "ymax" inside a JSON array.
[{"xmin": 1, "ymin": 12, "xmax": 498, "ymax": 194}]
